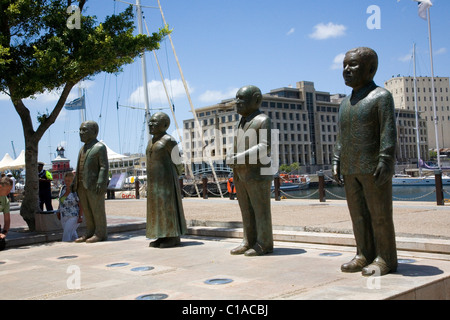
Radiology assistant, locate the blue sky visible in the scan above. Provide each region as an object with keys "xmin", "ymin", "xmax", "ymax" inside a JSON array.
[{"xmin": 1, "ymin": 0, "xmax": 449, "ymax": 167}]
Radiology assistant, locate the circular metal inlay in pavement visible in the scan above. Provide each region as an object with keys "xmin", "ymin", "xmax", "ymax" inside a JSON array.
[
  {"xmin": 136, "ymin": 293, "xmax": 168, "ymax": 300},
  {"xmin": 319, "ymin": 252, "xmax": 342, "ymax": 257},
  {"xmin": 131, "ymin": 266, "xmax": 154, "ymax": 272},
  {"xmin": 204, "ymin": 278, "xmax": 233, "ymax": 285},
  {"xmin": 398, "ymin": 259, "xmax": 416, "ymax": 264},
  {"xmin": 106, "ymin": 262, "xmax": 130, "ymax": 268},
  {"xmin": 57, "ymin": 255, "xmax": 78, "ymax": 260}
]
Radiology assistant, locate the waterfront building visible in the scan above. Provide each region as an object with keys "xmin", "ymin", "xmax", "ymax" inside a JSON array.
[
  {"xmin": 385, "ymin": 76, "xmax": 450, "ymax": 152},
  {"xmin": 51, "ymin": 146, "xmax": 73, "ymax": 187}
]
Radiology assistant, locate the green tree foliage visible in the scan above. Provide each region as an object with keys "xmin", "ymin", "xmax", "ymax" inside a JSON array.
[{"xmin": 0, "ymin": 0, "xmax": 169, "ymax": 230}]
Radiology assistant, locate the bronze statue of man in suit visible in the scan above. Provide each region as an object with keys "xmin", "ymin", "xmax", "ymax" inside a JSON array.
[
  {"xmin": 227, "ymin": 85, "xmax": 273, "ymax": 256},
  {"xmin": 73, "ymin": 121, "xmax": 109, "ymax": 243},
  {"xmin": 332, "ymin": 47, "xmax": 398, "ymax": 276},
  {"xmin": 146, "ymin": 112, "xmax": 187, "ymax": 248}
]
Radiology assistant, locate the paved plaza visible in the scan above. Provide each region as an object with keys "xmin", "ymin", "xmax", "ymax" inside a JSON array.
[{"xmin": 1, "ymin": 198, "xmax": 449, "ymax": 302}]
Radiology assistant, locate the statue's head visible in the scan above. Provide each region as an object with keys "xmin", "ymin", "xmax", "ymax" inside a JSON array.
[
  {"xmin": 79, "ymin": 121, "xmax": 99, "ymax": 144},
  {"xmin": 149, "ymin": 112, "xmax": 170, "ymax": 136},
  {"xmin": 343, "ymin": 47, "xmax": 378, "ymax": 90},
  {"xmin": 235, "ymin": 85, "xmax": 262, "ymax": 117}
]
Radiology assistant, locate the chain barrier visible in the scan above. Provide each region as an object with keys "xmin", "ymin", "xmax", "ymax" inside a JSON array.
[
  {"xmin": 392, "ymin": 189, "xmax": 436, "ymax": 201},
  {"xmin": 324, "ymin": 189, "xmax": 347, "ymax": 200},
  {"xmin": 279, "ymin": 188, "xmax": 319, "ymax": 199},
  {"xmin": 207, "ymin": 188, "xmax": 229, "ymax": 197}
]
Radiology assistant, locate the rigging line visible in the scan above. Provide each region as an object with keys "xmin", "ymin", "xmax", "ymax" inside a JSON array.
[
  {"xmin": 98, "ymin": 73, "xmax": 108, "ymax": 128},
  {"xmin": 143, "ymin": 16, "xmax": 181, "ymax": 140},
  {"xmin": 114, "ymin": 0, "xmax": 158, "ymax": 9},
  {"xmin": 115, "ymin": 74, "xmax": 123, "ymax": 154},
  {"xmin": 143, "ymin": 11, "xmax": 200, "ymax": 195},
  {"xmin": 158, "ymin": 0, "xmax": 223, "ymax": 198}
]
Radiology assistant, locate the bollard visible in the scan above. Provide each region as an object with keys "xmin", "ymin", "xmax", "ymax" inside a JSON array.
[
  {"xmin": 135, "ymin": 179, "xmax": 140, "ymax": 199},
  {"xmin": 179, "ymin": 177, "xmax": 184, "ymax": 199},
  {"xmin": 202, "ymin": 175, "xmax": 208, "ymax": 199},
  {"xmin": 318, "ymin": 170, "xmax": 326, "ymax": 202},
  {"xmin": 274, "ymin": 175, "xmax": 281, "ymax": 201},
  {"xmin": 434, "ymin": 169, "xmax": 444, "ymax": 206}
]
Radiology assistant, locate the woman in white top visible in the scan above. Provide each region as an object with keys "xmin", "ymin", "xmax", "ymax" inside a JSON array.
[{"xmin": 57, "ymin": 172, "xmax": 83, "ymax": 242}]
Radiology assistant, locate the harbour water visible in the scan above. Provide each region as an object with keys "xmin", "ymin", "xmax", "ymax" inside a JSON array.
[{"xmin": 275, "ymin": 184, "xmax": 450, "ymax": 202}]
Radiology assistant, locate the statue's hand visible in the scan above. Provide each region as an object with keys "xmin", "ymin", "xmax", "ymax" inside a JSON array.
[
  {"xmin": 96, "ymin": 183, "xmax": 106, "ymax": 194},
  {"xmin": 373, "ymin": 162, "xmax": 391, "ymax": 187},
  {"xmin": 332, "ymin": 162, "xmax": 343, "ymax": 186}
]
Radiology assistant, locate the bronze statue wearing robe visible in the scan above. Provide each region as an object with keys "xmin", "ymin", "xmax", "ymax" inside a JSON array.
[{"xmin": 146, "ymin": 112, "xmax": 187, "ymax": 248}]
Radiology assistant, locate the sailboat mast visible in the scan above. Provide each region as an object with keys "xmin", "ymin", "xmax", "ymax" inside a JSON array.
[
  {"xmin": 136, "ymin": 0, "xmax": 151, "ymax": 141},
  {"xmin": 157, "ymin": 0, "xmax": 224, "ymax": 198},
  {"xmin": 426, "ymin": 7, "xmax": 441, "ymax": 169},
  {"xmin": 412, "ymin": 43, "xmax": 422, "ymax": 176}
]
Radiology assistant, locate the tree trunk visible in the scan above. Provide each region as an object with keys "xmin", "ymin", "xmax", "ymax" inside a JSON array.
[
  {"xmin": 20, "ymin": 135, "xmax": 40, "ymax": 231},
  {"xmin": 11, "ymin": 83, "xmax": 75, "ymax": 231}
]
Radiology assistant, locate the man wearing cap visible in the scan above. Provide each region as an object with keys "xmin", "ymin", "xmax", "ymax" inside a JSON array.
[{"xmin": 38, "ymin": 162, "xmax": 53, "ymax": 212}]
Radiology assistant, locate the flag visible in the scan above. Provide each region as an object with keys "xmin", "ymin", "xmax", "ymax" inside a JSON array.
[
  {"xmin": 413, "ymin": 0, "xmax": 433, "ymax": 20},
  {"xmin": 64, "ymin": 95, "xmax": 85, "ymax": 110}
]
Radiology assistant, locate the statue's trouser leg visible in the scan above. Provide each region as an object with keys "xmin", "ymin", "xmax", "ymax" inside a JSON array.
[
  {"xmin": 235, "ymin": 178, "xmax": 273, "ymax": 251},
  {"xmin": 78, "ymin": 185, "xmax": 108, "ymax": 240},
  {"xmin": 344, "ymin": 174, "xmax": 397, "ymax": 271}
]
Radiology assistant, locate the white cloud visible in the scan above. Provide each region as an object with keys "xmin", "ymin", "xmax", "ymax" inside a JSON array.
[
  {"xmin": 435, "ymin": 47, "xmax": 447, "ymax": 55},
  {"xmin": 286, "ymin": 28, "xmax": 295, "ymax": 36},
  {"xmin": 309, "ymin": 22, "xmax": 347, "ymax": 40},
  {"xmin": 0, "ymin": 80, "xmax": 94, "ymax": 103},
  {"xmin": 198, "ymin": 88, "xmax": 239, "ymax": 104},
  {"xmin": 399, "ymin": 52, "xmax": 412, "ymax": 62},
  {"xmin": 129, "ymin": 79, "xmax": 192, "ymax": 105},
  {"xmin": 331, "ymin": 53, "xmax": 346, "ymax": 70}
]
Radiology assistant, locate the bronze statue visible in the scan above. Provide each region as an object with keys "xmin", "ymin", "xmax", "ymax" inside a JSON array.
[
  {"xmin": 73, "ymin": 121, "xmax": 109, "ymax": 243},
  {"xmin": 332, "ymin": 47, "xmax": 397, "ymax": 276},
  {"xmin": 227, "ymin": 85, "xmax": 273, "ymax": 256},
  {"xmin": 146, "ymin": 112, "xmax": 187, "ymax": 248}
]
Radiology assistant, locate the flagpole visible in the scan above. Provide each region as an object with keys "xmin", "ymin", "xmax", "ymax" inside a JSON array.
[{"xmin": 426, "ymin": 7, "xmax": 441, "ymax": 169}]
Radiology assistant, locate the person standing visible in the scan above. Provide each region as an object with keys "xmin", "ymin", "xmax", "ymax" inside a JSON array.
[
  {"xmin": 332, "ymin": 47, "xmax": 398, "ymax": 276},
  {"xmin": 73, "ymin": 121, "xmax": 109, "ymax": 243},
  {"xmin": 6, "ymin": 173, "xmax": 15, "ymax": 202},
  {"xmin": 0, "ymin": 177, "xmax": 13, "ymax": 250},
  {"xmin": 38, "ymin": 162, "xmax": 53, "ymax": 211},
  {"xmin": 57, "ymin": 172, "xmax": 83, "ymax": 242}
]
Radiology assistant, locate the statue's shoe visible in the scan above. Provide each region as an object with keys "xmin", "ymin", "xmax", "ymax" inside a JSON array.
[
  {"xmin": 230, "ymin": 244, "xmax": 250, "ymax": 255},
  {"xmin": 74, "ymin": 236, "xmax": 87, "ymax": 243},
  {"xmin": 362, "ymin": 258, "xmax": 394, "ymax": 276},
  {"xmin": 244, "ymin": 243, "xmax": 273, "ymax": 257},
  {"xmin": 341, "ymin": 256, "xmax": 368, "ymax": 273},
  {"xmin": 86, "ymin": 235, "xmax": 103, "ymax": 243},
  {"xmin": 159, "ymin": 237, "xmax": 181, "ymax": 248}
]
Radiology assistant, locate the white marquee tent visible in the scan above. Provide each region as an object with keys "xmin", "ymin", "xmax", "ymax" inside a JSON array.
[
  {"xmin": 101, "ymin": 141, "xmax": 127, "ymax": 161},
  {"xmin": 0, "ymin": 153, "xmax": 14, "ymax": 171},
  {"xmin": 0, "ymin": 150, "xmax": 25, "ymax": 171}
]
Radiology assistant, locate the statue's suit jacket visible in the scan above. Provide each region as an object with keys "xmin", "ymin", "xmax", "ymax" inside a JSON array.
[
  {"xmin": 231, "ymin": 110, "xmax": 272, "ymax": 181},
  {"xmin": 74, "ymin": 139, "xmax": 109, "ymax": 193}
]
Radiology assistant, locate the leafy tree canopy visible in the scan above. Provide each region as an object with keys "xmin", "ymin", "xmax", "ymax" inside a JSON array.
[{"xmin": 0, "ymin": 0, "xmax": 170, "ymax": 100}]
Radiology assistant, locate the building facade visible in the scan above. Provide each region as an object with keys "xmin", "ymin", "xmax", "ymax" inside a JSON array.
[
  {"xmin": 385, "ymin": 76, "xmax": 450, "ymax": 152},
  {"xmin": 182, "ymin": 80, "xmax": 428, "ymax": 175},
  {"xmin": 51, "ymin": 146, "xmax": 73, "ymax": 187}
]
